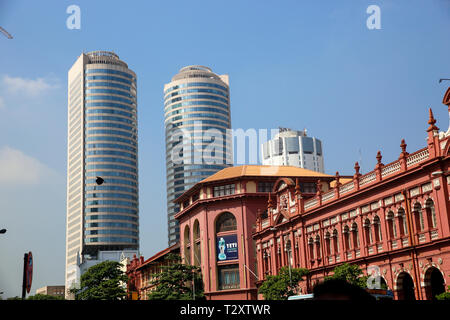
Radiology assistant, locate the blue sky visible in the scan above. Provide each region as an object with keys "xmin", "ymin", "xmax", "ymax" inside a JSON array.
[{"xmin": 0, "ymin": 0, "xmax": 449, "ymax": 298}]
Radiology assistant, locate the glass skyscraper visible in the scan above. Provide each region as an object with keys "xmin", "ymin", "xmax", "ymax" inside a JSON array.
[
  {"xmin": 65, "ymin": 51, "xmax": 139, "ymax": 297},
  {"xmin": 164, "ymin": 66, "xmax": 232, "ymax": 246}
]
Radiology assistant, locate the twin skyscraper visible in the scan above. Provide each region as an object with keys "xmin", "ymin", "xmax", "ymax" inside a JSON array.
[
  {"xmin": 65, "ymin": 52, "xmax": 232, "ymax": 297},
  {"xmin": 65, "ymin": 51, "xmax": 324, "ymax": 298}
]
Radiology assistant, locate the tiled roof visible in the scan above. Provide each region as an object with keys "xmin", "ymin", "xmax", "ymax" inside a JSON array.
[
  {"xmin": 330, "ymin": 178, "xmax": 353, "ymax": 188},
  {"xmin": 200, "ymin": 165, "xmax": 332, "ymax": 183},
  {"xmin": 137, "ymin": 242, "xmax": 180, "ymax": 270}
]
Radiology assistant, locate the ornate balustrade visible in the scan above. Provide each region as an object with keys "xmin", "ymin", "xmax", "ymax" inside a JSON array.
[{"xmin": 406, "ymin": 148, "xmax": 429, "ymax": 167}]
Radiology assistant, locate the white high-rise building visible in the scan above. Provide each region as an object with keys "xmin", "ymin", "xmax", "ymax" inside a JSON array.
[
  {"xmin": 164, "ymin": 66, "xmax": 233, "ymax": 246},
  {"xmin": 65, "ymin": 51, "xmax": 139, "ymax": 298},
  {"xmin": 261, "ymin": 128, "xmax": 325, "ymax": 173}
]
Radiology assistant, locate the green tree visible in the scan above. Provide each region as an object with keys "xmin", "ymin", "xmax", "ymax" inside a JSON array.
[
  {"xmin": 258, "ymin": 267, "xmax": 309, "ymax": 300},
  {"xmin": 436, "ymin": 291, "xmax": 450, "ymax": 300},
  {"xmin": 147, "ymin": 254, "xmax": 204, "ymax": 300},
  {"xmin": 325, "ymin": 263, "xmax": 368, "ymax": 289},
  {"xmin": 27, "ymin": 294, "xmax": 65, "ymax": 300},
  {"xmin": 69, "ymin": 260, "xmax": 127, "ymax": 300},
  {"xmin": 436, "ymin": 276, "xmax": 450, "ymax": 300}
]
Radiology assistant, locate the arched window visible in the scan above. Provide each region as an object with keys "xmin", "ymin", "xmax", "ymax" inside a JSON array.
[
  {"xmin": 363, "ymin": 218, "xmax": 372, "ymax": 245},
  {"xmin": 398, "ymin": 208, "xmax": 408, "ymax": 236},
  {"xmin": 285, "ymin": 239, "xmax": 293, "ymax": 267},
  {"xmin": 216, "ymin": 212, "xmax": 237, "ymax": 233},
  {"xmin": 193, "ymin": 220, "xmax": 201, "ymax": 266},
  {"xmin": 215, "ymin": 212, "xmax": 239, "ymax": 291},
  {"xmin": 332, "ymin": 229, "xmax": 339, "ymax": 253},
  {"xmin": 425, "ymin": 199, "xmax": 437, "ymax": 229},
  {"xmin": 315, "ymin": 235, "xmax": 321, "ymax": 259},
  {"xmin": 184, "ymin": 225, "xmax": 191, "ymax": 265},
  {"xmin": 387, "ymin": 211, "xmax": 397, "ymax": 239},
  {"xmin": 412, "ymin": 202, "xmax": 424, "ymax": 232},
  {"xmin": 325, "ymin": 232, "xmax": 331, "ymax": 256},
  {"xmin": 343, "ymin": 225, "xmax": 351, "ymax": 251},
  {"xmin": 351, "ymin": 222, "xmax": 359, "ymax": 248},
  {"xmin": 308, "ymin": 238, "xmax": 314, "ymax": 260},
  {"xmin": 373, "ymin": 216, "xmax": 382, "ymax": 242}
]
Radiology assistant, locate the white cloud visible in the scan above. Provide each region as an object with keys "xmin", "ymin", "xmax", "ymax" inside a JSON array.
[
  {"xmin": 0, "ymin": 146, "xmax": 59, "ymax": 185},
  {"xmin": 2, "ymin": 75, "xmax": 59, "ymax": 96}
]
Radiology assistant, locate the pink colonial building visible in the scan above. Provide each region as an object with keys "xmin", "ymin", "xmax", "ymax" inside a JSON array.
[
  {"xmin": 174, "ymin": 166, "xmax": 335, "ymax": 300},
  {"xmin": 253, "ymin": 89, "xmax": 450, "ymax": 300}
]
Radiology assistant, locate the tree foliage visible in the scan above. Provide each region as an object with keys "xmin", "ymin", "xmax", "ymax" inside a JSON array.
[
  {"xmin": 70, "ymin": 260, "xmax": 127, "ymax": 300},
  {"xmin": 258, "ymin": 266, "xmax": 309, "ymax": 300},
  {"xmin": 147, "ymin": 253, "xmax": 205, "ymax": 300},
  {"xmin": 436, "ymin": 277, "xmax": 450, "ymax": 300},
  {"xmin": 325, "ymin": 263, "xmax": 368, "ymax": 289},
  {"xmin": 436, "ymin": 291, "xmax": 450, "ymax": 300}
]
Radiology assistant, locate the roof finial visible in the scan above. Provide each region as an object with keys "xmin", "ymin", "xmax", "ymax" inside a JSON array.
[
  {"xmin": 427, "ymin": 108, "xmax": 439, "ymax": 132},
  {"xmin": 335, "ymin": 171, "xmax": 341, "ymax": 187},
  {"xmin": 316, "ymin": 179, "xmax": 322, "ymax": 195},
  {"xmin": 354, "ymin": 162, "xmax": 360, "ymax": 176},
  {"xmin": 400, "ymin": 139, "xmax": 407, "ymax": 153},
  {"xmin": 376, "ymin": 151, "xmax": 382, "ymax": 164}
]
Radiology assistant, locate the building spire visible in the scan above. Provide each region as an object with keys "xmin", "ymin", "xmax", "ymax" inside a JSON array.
[
  {"xmin": 427, "ymin": 108, "xmax": 439, "ymax": 132},
  {"xmin": 376, "ymin": 151, "xmax": 382, "ymax": 165},
  {"xmin": 354, "ymin": 162, "xmax": 360, "ymax": 175},
  {"xmin": 442, "ymin": 87, "xmax": 450, "ymax": 134},
  {"xmin": 334, "ymin": 171, "xmax": 341, "ymax": 187}
]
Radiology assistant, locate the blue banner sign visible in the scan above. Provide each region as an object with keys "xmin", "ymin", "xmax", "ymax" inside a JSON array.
[{"xmin": 216, "ymin": 234, "xmax": 238, "ymax": 261}]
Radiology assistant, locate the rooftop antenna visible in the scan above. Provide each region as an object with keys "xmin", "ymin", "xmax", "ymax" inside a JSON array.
[{"xmin": 0, "ymin": 26, "xmax": 13, "ymax": 39}]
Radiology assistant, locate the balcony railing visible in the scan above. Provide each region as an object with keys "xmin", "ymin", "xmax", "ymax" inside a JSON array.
[
  {"xmin": 381, "ymin": 161, "xmax": 401, "ymax": 178},
  {"xmin": 257, "ymin": 145, "xmax": 433, "ymax": 233},
  {"xmin": 359, "ymin": 172, "xmax": 377, "ymax": 187},
  {"xmin": 406, "ymin": 148, "xmax": 429, "ymax": 167}
]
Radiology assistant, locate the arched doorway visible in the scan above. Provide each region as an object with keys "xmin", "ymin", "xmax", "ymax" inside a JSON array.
[
  {"xmin": 396, "ymin": 272, "xmax": 416, "ymax": 300},
  {"xmin": 425, "ymin": 267, "xmax": 445, "ymax": 300}
]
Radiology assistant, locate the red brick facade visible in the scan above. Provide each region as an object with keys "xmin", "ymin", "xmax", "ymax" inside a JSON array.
[
  {"xmin": 126, "ymin": 243, "xmax": 180, "ymax": 300},
  {"xmin": 130, "ymin": 88, "xmax": 450, "ymax": 300},
  {"xmin": 175, "ymin": 166, "xmax": 333, "ymax": 300},
  {"xmin": 254, "ymin": 90, "xmax": 450, "ymax": 300}
]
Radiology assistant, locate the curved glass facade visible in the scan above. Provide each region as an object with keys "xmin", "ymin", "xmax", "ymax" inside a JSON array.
[
  {"xmin": 164, "ymin": 66, "xmax": 232, "ymax": 246},
  {"xmin": 83, "ymin": 62, "xmax": 138, "ymax": 252},
  {"xmin": 66, "ymin": 50, "xmax": 138, "ymax": 279}
]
